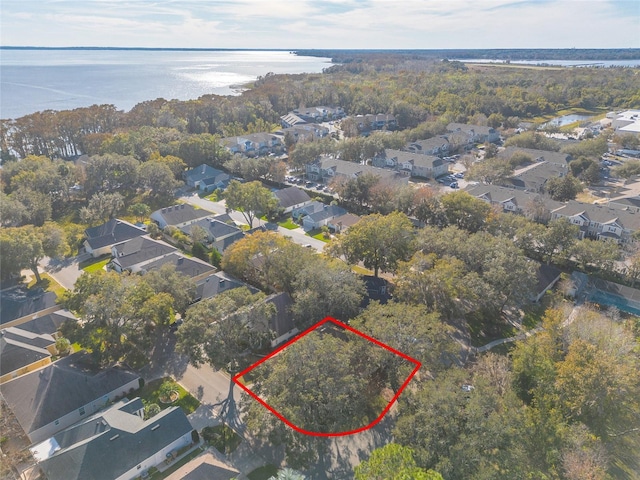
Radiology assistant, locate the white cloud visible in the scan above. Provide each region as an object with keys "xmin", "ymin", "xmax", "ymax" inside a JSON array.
[{"xmin": 0, "ymin": 0, "xmax": 638, "ymax": 48}]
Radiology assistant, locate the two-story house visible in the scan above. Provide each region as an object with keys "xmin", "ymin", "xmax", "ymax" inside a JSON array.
[
  {"xmin": 220, "ymin": 133, "xmax": 282, "ymax": 157},
  {"xmin": 466, "ymin": 184, "xmax": 562, "ymax": 218},
  {"xmin": 179, "ymin": 218, "xmax": 245, "ymax": 254},
  {"xmin": 550, "ymin": 201, "xmax": 640, "ymax": 244},
  {"xmin": 404, "ymin": 137, "xmax": 451, "ymax": 157},
  {"xmin": 355, "ymin": 114, "xmax": 397, "ymax": 132},
  {"xmin": 372, "ymin": 149, "xmax": 447, "ymax": 180},
  {"xmin": 446, "ymin": 123, "xmax": 500, "ymax": 144},
  {"xmin": 306, "ymin": 156, "xmax": 408, "ymax": 186},
  {"xmin": 110, "ymin": 237, "xmax": 177, "ymax": 273}
]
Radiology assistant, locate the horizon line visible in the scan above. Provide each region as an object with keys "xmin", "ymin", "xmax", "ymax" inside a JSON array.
[{"xmin": 2, "ymin": 46, "xmax": 640, "ymax": 52}]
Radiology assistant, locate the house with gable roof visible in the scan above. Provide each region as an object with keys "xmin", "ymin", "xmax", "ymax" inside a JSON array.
[
  {"xmin": 550, "ymin": 201, "xmax": 640, "ymax": 244},
  {"xmin": 302, "ymin": 205, "xmax": 347, "ymax": 231},
  {"xmin": 31, "ymin": 397, "xmax": 194, "ymax": 480},
  {"xmin": 183, "ymin": 164, "xmax": 230, "ymax": 192},
  {"xmin": 179, "ymin": 218, "xmax": 245, "ymax": 254},
  {"xmin": 0, "ymin": 352, "xmax": 140, "ymax": 443},
  {"xmin": 305, "ymin": 156, "xmax": 408, "ymax": 186},
  {"xmin": 220, "ymin": 133, "xmax": 282, "ymax": 157},
  {"xmin": 110, "ymin": 237, "xmax": 177, "ymax": 273},
  {"xmin": 372, "ymin": 149, "xmax": 448, "ymax": 179},
  {"xmin": 150, "ymin": 204, "xmax": 212, "ymax": 230},
  {"xmin": 274, "ymin": 186, "xmax": 313, "ymax": 214},
  {"xmin": 404, "ymin": 137, "xmax": 451, "ymax": 157},
  {"xmin": 84, "ymin": 219, "xmax": 147, "ymax": 258},
  {"xmin": 466, "ymin": 184, "xmax": 562, "ymax": 217},
  {"xmin": 446, "ymin": 123, "xmax": 500, "ymax": 144},
  {"xmin": 0, "ymin": 328, "xmax": 57, "ymax": 384}
]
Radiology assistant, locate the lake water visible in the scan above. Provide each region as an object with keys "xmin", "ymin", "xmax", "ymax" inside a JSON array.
[
  {"xmin": 542, "ymin": 113, "xmax": 593, "ymax": 128},
  {"xmin": 0, "ymin": 49, "xmax": 332, "ymax": 119},
  {"xmin": 458, "ymin": 59, "xmax": 640, "ymax": 68}
]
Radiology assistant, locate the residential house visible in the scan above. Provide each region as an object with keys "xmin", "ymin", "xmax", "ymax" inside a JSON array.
[
  {"xmin": 31, "ymin": 397, "xmax": 194, "ymax": 480},
  {"xmin": 274, "ymin": 186, "xmax": 312, "ymax": 214},
  {"xmin": 503, "ymin": 161, "xmax": 569, "ymax": 193},
  {"xmin": 446, "ymin": 123, "xmax": 500, "ymax": 145},
  {"xmin": 292, "ymin": 200, "xmax": 327, "ymax": 221},
  {"xmin": 0, "ymin": 287, "xmax": 58, "ymax": 329},
  {"xmin": 404, "ymin": 137, "xmax": 450, "ymax": 157},
  {"xmin": 0, "ymin": 352, "xmax": 140, "ymax": 443},
  {"xmin": 141, "ymin": 253, "xmax": 216, "ymax": 282},
  {"xmin": 193, "ymin": 271, "xmax": 255, "ymax": 303},
  {"xmin": 550, "ymin": 200, "xmax": 640, "ymax": 244},
  {"xmin": 179, "ymin": 218, "xmax": 245, "ymax": 254},
  {"xmin": 275, "ymin": 123, "xmax": 329, "ymax": 143},
  {"xmin": 355, "ymin": 114, "xmax": 397, "ymax": 132},
  {"xmin": 361, "ymin": 275, "xmax": 392, "ymax": 307},
  {"xmin": 305, "ymin": 156, "xmax": 408, "ymax": 186},
  {"xmin": 150, "ymin": 204, "xmax": 213, "ymax": 230},
  {"xmin": 84, "ymin": 219, "xmax": 147, "ymax": 258},
  {"xmin": 533, "ymin": 263, "xmax": 562, "ymax": 302},
  {"xmin": 328, "ymin": 213, "xmax": 361, "ymax": 234},
  {"xmin": 8, "ymin": 310, "xmax": 76, "ymax": 338},
  {"xmin": 110, "ymin": 237, "xmax": 177, "ymax": 273},
  {"xmin": 220, "ymin": 133, "xmax": 282, "ymax": 157},
  {"xmin": 302, "ymin": 205, "xmax": 348, "ymax": 231},
  {"xmin": 465, "ymin": 184, "xmax": 562, "ymax": 217},
  {"xmin": 184, "ymin": 165, "xmax": 230, "ymax": 192},
  {"xmin": 497, "ymin": 147, "xmax": 571, "ymax": 166},
  {"xmin": 372, "ymin": 149, "xmax": 448, "ymax": 179},
  {"xmin": 280, "ymin": 112, "xmax": 308, "ymax": 128},
  {"xmin": 281, "ymin": 106, "xmax": 344, "ymax": 127},
  {"xmin": 0, "ymin": 328, "xmax": 57, "ymax": 384},
  {"xmin": 164, "ymin": 451, "xmax": 239, "ymax": 480},
  {"xmin": 264, "ymin": 292, "xmax": 298, "ymax": 348}
]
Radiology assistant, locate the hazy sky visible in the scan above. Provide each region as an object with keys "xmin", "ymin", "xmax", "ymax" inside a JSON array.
[{"xmin": 1, "ymin": 0, "xmax": 639, "ymax": 49}]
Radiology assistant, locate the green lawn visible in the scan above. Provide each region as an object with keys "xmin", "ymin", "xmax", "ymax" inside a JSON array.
[
  {"xmin": 202, "ymin": 425, "xmax": 242, "ymax": 454},
  {"xmin": 80, "ymin": 255, "xmax": 111, "ymax": 273},
  {"xmin": 28, "ymin": 273, "xmax": 67, "ymax": 299},
  {"xmin": 278, "ymin": 218, "xmax": 299, "ymax": 230},
  {"xmin": 247, "ymin": 465, "xmax": 279, "ymax": 480},
  {"xmin": 138, "ymin": 377, "xmax": 200, "ymax": 415},
  {"xmin": 306, "ymin": 229, "xmax": 330, "ymax": 242},
  {"xmin": 351, "ymin": 265, "xmax": 374, "ymax": 276}
]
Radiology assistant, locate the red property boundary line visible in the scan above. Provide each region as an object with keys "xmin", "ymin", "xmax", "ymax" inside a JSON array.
[{"xmin": 232, "ymin": 317, "xmax": 422, "ymax": 437}]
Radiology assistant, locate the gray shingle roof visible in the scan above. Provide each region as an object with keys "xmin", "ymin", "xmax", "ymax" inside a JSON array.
[
  {"xmin": 0, "ymin": 330, "xmax": 52, "ymax": 376},
  {"xmin": 552, "ymin": 200, "xmax": 640, "ymax": 230},
  {"xmin": 306, "ymin": 205, "xmax": 347, "ymax": 223},
  {"xmin": 14, "ymin": 310, "xmax": 76, "ymax": 336},
  {"xmin": 84, "ymin": 219, "xmax": 147, "ymax": 250},
  {"xmin": 184, "ymin": 164, "xmax": 228, "ymax": 184},
  {"xmin": 274, "ymin": 187, "xmax": 311, "ymax": 209},
  {"xmin": 112, "ymin": 237, "xmax": 177, "ymax": 269},
  {"xmin": 194, "ymin": 272, "xmax": 255, "ymax": 302},
  {"xmin": 264, "ymin": 292, "xmax": 295, "ymax": 338},
  {"xmin": 152, "ymin": 204, "xmax": 212, "ymax": 227},
  {"xmin": 180, "ymin": 218, "xmax": 242, "ymax": 241},
  {"xmin": 0, "ymin": 287, "xmax": 58, "ymax": 325},
  {"xmin": 498, "ymin": 147, "xmax": 571, "ymax": 164},
  {"xmin": 141, "ymin": 253, "xmax": 216, "ymax": 279},
  {"xmin": 36, "ymin": 399, "xmax": 193, "ymax": 480},
  {"xmin": 0, "ymin": 352, "xmax": 140, "ymax": 436}
]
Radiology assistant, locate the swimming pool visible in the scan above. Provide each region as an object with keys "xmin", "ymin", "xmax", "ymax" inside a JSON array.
[{"xmin": 588, "ymin": 290, "xmax": 640, "ymax": 316}]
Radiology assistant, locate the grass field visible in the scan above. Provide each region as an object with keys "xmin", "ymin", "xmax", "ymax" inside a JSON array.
[
  {"xmin": 80, "ymin": 255, "xmax": 111, "ymax": 272},
  {"xmin": 278, "ymin": 218, "xmax": 299, "ymax": 230},
  {"xmin": 306, "ymin": 229, "xmax": 330, "ymax": 242},
  {"xmin": 138, "ymin": 377, "xmax": 200, "ymax": 415},
  {"xmin": 28, "ymin": 273, "xmax": 67, "ymax": 298}
]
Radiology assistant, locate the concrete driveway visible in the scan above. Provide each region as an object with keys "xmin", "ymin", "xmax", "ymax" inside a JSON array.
[{"xmin": 41, "ymin": 254, "xmax": 89, "ymax": 290}]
